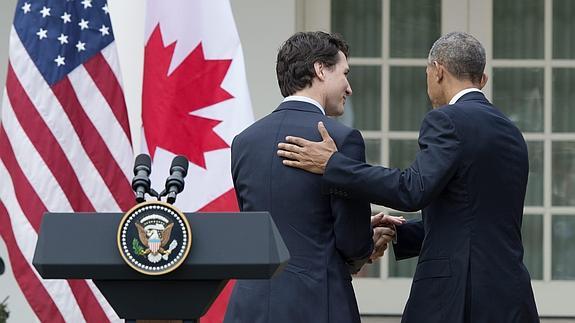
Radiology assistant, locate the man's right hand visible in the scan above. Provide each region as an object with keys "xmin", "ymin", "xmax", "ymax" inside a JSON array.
[
  {"xmin": 373, "ymin": 212, "xmax": 406, "ymax": 227},
  {"xmin": 277, "ymin": 122, "xmax": 337, "ymax": 174},
  {"xmin": 369, "ymin": 213, "xmax": 406, "ymax": 261}
]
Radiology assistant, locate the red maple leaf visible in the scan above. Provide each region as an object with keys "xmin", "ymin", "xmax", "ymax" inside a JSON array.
[{"xmin": 142, "ymin": 24, "xmax": 233, "ymax": 168}]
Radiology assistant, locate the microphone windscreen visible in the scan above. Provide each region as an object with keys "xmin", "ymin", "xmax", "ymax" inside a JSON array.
[
  {"xmin": 171, "ymin": 155, "xmax": 189, "ymax": 176},
  {"xmin": 134, "ymin": 153, "xmax": 151, "ymax": 171}
]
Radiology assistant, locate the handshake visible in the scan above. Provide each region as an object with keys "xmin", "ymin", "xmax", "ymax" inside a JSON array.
[{"xmin": 369, "ymin": 213, "xmax": 406, "ymax": 261}]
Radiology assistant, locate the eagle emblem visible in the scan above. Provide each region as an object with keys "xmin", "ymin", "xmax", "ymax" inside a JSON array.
[
  {"xmin": 134, "ymin": 214, "xmax": 178, "ymax": 263},
  {"xmin": 118, "ymin": 202, "xmax": 192, "ymax": 275}
]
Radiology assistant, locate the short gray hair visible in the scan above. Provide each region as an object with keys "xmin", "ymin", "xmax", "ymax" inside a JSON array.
[{"xmin": 428, "ymin": 32, "xmax": 486, "ymax": 84}]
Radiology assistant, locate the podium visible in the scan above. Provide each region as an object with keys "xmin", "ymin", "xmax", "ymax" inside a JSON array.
[{"xmin": 32, "ymin": 212, "xmax": 289, "ymax": 322}]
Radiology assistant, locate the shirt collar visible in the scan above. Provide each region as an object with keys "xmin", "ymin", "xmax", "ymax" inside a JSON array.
[
  {"xmin": 449, "ymin": 88, "xmax": 483, "ymax": 105},
  {"xmin": 283, "ymin": 95, "xmax": 325, "ymax": 115}
]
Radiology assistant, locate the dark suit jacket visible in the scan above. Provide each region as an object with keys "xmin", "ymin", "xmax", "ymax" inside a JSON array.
[
  {"xmin": 224, "ymin": 101, "xmax": 373, "ymax": 323},
  {"xmin": 323, "ymin": 92, "xmax": 539, "ymax": 323}
]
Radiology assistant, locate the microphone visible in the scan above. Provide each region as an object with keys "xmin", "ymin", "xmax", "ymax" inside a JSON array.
[
  {"xmin": 163, "ymin": 155, "xmax": 189, "ymax": 204},
  {"xmin": 132, "ymin": 154, "xmax": 152, "ymax": 203}
]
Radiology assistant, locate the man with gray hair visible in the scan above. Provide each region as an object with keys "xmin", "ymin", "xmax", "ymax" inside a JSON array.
[{"xmin": 277, "ymin": 31, "xmax": 539, "ymax": 322}]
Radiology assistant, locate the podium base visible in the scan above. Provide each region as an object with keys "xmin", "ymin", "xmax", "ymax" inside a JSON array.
[{"xmin": 95, "ymin": 279, "xmax": 228, "ymax": 320}]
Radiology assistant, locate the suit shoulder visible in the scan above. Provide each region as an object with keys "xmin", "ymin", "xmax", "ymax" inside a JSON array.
[
  {"xmin": 233, "ymin": 112, "xmax": 278, "ymax": 141},
  {"xmin": 422, "ymin": 106, "xmax": 457, "ymax": 126},
  {"xmin": 319, "ymin": 118, "xmax": 365, "ymax": 156},
  {"xmin": 320, "ymin": 117, "xmax": 359, "ymax": 138},
  {"xmin": 433, "ymin": 104, "xmax": 459, "ymax": 117}
]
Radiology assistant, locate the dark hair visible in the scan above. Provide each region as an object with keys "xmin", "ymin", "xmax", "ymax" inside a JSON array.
[
  {"xmin": 428, "ymin": 32, "xmax": 486, "ymax": 84},
  {"xmin": 276, "ymin": 31, "xmax": 349, "ymax": 97}
]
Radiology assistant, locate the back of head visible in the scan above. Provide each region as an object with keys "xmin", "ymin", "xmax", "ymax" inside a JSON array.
[
  {"xmin": 428, "ymin": 32, "xmax": 486, "ymax": 84},
  {"xmin": 276, "ymin": 31, "xmax": 348, "ymax": 97}
]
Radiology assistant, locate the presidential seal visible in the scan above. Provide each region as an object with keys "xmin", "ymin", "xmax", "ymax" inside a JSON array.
[{"xmin": 117, "ymin": 201, "xmax": 192, "ymax": 275}]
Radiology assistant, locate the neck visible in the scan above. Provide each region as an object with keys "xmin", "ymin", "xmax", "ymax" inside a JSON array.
[
  {"xmin": 443, "ymin": 80, "xmax": 479, "ymax": 104},
  {"xmin": 292, "ymin": 88, "xmax": 325, "ymax": 108}
]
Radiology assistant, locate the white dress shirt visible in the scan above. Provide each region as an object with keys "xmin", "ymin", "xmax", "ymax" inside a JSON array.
[
  {"xmin": 449, "ymin": 88, "xmax": 483, "ymax": 105},
  {"xmin": 283, "ymin": 95, "xmax": 325, "ymax": 115}
]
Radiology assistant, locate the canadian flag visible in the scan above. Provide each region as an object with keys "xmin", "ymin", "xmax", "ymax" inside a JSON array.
[{"xmin": 141, "ymin": 0, "xmax": 253, "ymax": 321}]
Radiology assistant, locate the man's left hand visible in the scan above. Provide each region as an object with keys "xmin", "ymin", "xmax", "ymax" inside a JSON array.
[
  {"xmin": 277, "ymin": 121, "xmax": 337, "ymax": 174},
  {"xmin": 370, "ymin": 226, "xmax": 395, "ymax": 260},
  {"xmin": 369, "ymin": 213, "xmax": 405, "ymax": 261}
]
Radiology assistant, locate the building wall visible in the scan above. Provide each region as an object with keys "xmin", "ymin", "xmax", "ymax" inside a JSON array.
[{"xmin": 0, "ymin": 0, "xmax": 296, "ymax": 321}]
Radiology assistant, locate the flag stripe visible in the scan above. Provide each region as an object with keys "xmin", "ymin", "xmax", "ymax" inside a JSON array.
[
  {"xmin": 68, "ymin": 62, "xmax": 133, "ymax": 182},
  {"xmin": 5, "ymin": 64, "xmax": 95, "ymax": 212},
  {"xmin": 0, "ymin": 126, "xmax": 45, "ymax": 232},
  {"xmin": 66, "ymin": 280, "xmax": 110, "ymax": 323},
  {"xmin": 51, "ymin": 75, "xmax": 134, "ymax": 211},
  {"xmin": 1, "ymin": 144, "xmax": 108, "ymax": 323},
  {"xmin": 0, "ymin": 202, "xmax": 66, "ymax": 323},
  {"xmin": 1, "ymin": 91, "xmax": 73, "ymax": 213},
  {"xmin": 0, "ymin": 161, "xmax": 86, "ymax": 323},
  {"xmin": 83, "ymin": 52, "xmax": 131, "ymax": 142},
  {"xmin": 101, "ymin": 44, "xmax": 125, "ymax": 94},
  {"xmin": 85, "ymin": 280, "xmax": 121, "ymax": 322},
  {"xmin": 0, "ymin": 127, "xmax": 110, "ymax": 323}
]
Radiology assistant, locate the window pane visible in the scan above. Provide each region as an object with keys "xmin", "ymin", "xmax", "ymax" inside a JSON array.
[
  {"xmin": 365, "ymin": 139, "xmax": 381, "ymax": 165},
  {"xmin": 493, "ymin": 0, "xmax": 544, "ymax": 59},
  {"xmin": 553, "ymin": 0, "xmax": 575, "ymax": 59},
  {"xmin": 390, "ymin": 0, "xmax": 440, "ymax": 58},
  {"xmin": 552, "ymin": 142, "xmax": 575, "ymax": 206},
  {"xmin": 388, "ymin": 212, "xmax": 421, "ymax": 278},
  {"xmin": 390, "ymin": 140, "xmax": 419, "ymax": 169},
  {"xmin": 552, "ymin": 215, "xmax": 575, "ymax": 280},
  {"xmin": 347, "ymin": 66, "xmax": 381, "ymax": 130},
  {"xmin": 526, "ymin": 141, "xmax": 543, "ymax": 206},
  {"xmin": 552, "ymin": 68, "xmax": 575, "ymax": 132},
  {"xmin": 390, "ymin": 66, "xmax": 430, "ymax": 131},
  {"xmin": 492, "ymin": 68, "xmax": 544, "ymax": 132},
  {"xmin": 522, "ymin": 214, "xmax": 543, "ymax": 280},
  {"xmin": 331, "ymin": 0, "xmax": 381, "ymax": 57}
]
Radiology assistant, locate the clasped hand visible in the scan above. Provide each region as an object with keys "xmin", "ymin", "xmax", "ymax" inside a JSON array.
[{"xmin": 369, "ymin": 213, "xmax": 406, "ymax": 261}]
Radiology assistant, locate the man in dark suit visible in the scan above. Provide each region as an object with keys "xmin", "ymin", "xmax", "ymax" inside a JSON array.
[
  {"xmin": 224, "ymin": 32, "xmax": 397, "ymax": 323},
  {"xmin": 277, "ymin": 32, "xmax": 539, "ymax": 322}
]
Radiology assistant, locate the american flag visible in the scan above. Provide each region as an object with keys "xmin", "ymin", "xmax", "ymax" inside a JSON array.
[{"xmin": 0, "ymin": 0, "xmax": 133, "ymax": 322}]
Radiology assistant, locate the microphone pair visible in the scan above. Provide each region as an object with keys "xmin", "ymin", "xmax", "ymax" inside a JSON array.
[{"xmin": 131, "ymin": 154, "xmax": 189, "ymax": 204}]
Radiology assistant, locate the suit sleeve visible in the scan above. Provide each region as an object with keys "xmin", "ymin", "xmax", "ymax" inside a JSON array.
[
  {"xmin": 324, "ymin": 109, "xmax": 460, "ymax": 212},
  {"xmin": 330, "ymin": 128, "xmax": 373, "ymax": 274},
  {"xmin": 393, "ymin": 220, "xmax": 424, "ymax": 260}
]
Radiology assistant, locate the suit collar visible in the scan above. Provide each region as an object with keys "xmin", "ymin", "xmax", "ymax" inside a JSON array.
[
  {"xmin": 273, "ymin": 100, "xmax": 324, "ymax": 114},
  {"xmin": 449, "ymin": 88, "xmax": 483, "ymax": 104},
  {"xmin": 283, "ymin": 95, "xmax": 325, "ymax": 115},
  {"xmin": 455, "ymin": 91, "xmax": 489, "ymax": 104}
]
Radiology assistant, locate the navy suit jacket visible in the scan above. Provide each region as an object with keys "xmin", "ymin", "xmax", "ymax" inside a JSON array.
[
  {"xmin": 323, "ymin": 92, "xmax": 539, "ymax": 322},
  {"xmin": 224, "ymin": 101, "xmax": 373, "ymax": 323}
]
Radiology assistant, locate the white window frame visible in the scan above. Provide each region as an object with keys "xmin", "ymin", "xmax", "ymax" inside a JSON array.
[{"xmin": 299, "ymin": 0, "xmax": 575, "ymax": 316}]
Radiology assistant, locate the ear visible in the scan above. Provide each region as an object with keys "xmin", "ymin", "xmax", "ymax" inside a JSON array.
[
  {"xmin": 479, "ymin": 73, "xmax": 488, "ymax": 90},
  {"xmin": 434, "ymin": 61, "xmax": 445, "ymax": 83},
  {"xmin": 314, "ymin": 61, "xmax": 326, "ymax": 81}
]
